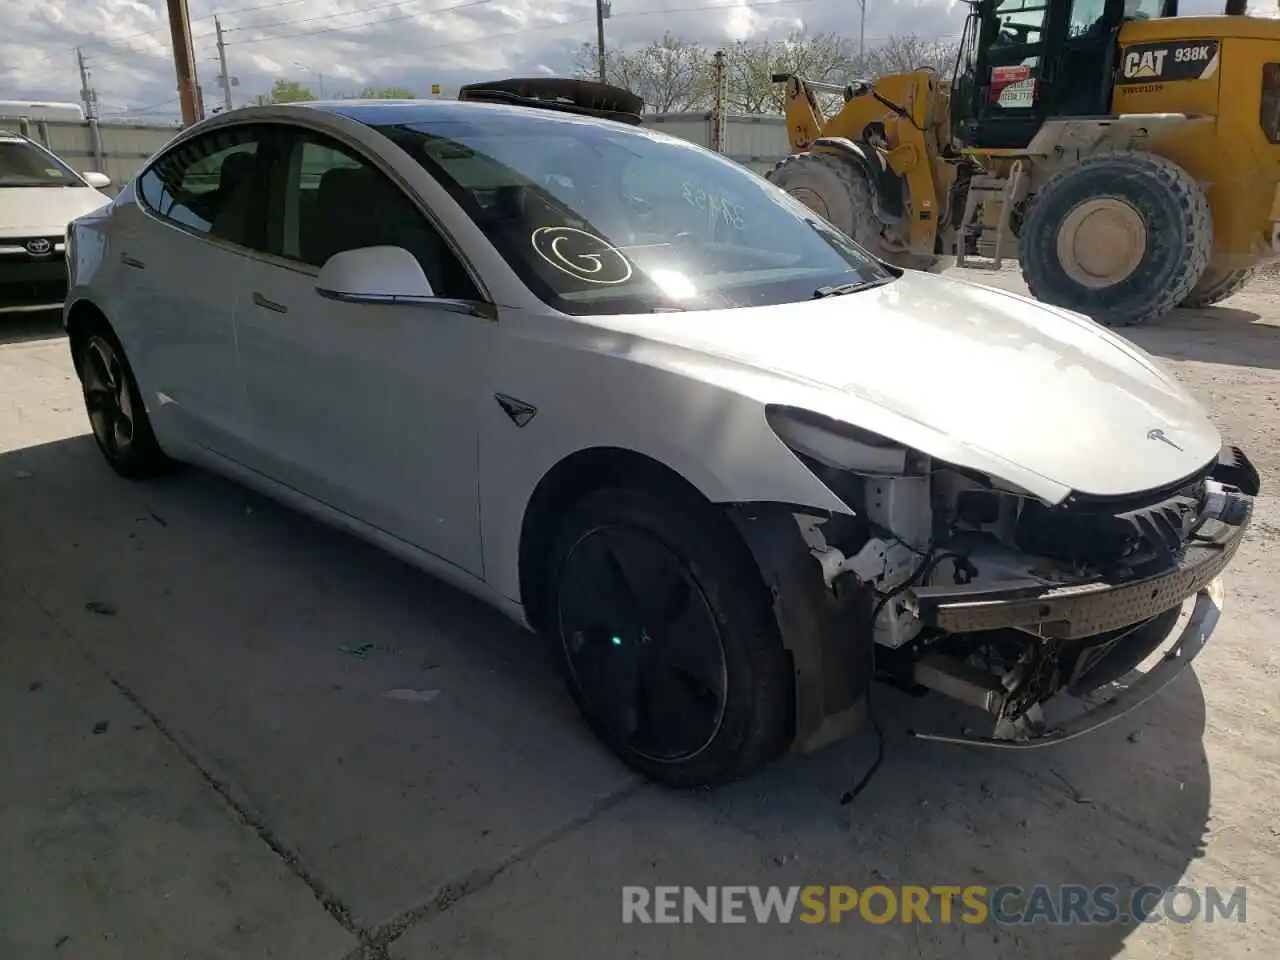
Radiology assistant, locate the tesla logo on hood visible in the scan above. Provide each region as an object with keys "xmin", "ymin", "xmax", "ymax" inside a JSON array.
[
  {"xmin": 25, "ymin": 238, "xmax": 52, "ymax": 256},
  {"xmin": 1147, "ymin": 428, "xmax": 1183, "ymax": 451}
]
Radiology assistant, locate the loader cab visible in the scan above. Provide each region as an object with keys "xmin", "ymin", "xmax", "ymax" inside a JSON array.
[{"xmin": 954, "ymin": 0, "xmax": 1178, "ymax": 149}]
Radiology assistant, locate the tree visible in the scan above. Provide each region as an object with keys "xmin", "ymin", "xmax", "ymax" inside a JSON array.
[
  {"xmin": 358, "ymin": 85, "xmax": 417, "ymax": 99},
  {"xmin": 567, "ymin": 31, "xmax": 965, "ymax": 118},
  {"xmin": 726, "ymin": 31, "xmax": 859, "ymax": 115},
  {"xmin": 572, "ymin": 34, "xmax": 713, "ymax": 112},
  {"xmin": 270, "ymin": 79, "xmax": 316, "ymax": 103},
  {"xmin": 868, "ymin": 34, "xmax": 962, "ymax": 76}
]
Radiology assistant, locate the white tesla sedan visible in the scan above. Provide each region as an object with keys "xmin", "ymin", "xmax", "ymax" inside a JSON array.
[{"xmin": 63, "ymin": 85, "xmax": 1260, "ymax": 788}]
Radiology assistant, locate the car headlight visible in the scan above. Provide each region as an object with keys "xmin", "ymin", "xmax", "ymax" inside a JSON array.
[{"xmin": 765, "ymin": 405, "xmax": 913, "ymax": 475}]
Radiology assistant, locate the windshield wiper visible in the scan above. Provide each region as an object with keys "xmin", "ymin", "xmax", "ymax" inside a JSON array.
[{"xmin": 811, "ymin": 277, "xmax": 894, "ymax": 299}]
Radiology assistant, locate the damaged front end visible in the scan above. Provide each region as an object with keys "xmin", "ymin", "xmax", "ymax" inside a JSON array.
[{"xmin": 738, "ymin": 405, "xmax": 1260, "ymax": 751}]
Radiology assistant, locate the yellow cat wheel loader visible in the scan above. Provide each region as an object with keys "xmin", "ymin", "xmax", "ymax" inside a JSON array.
[{"xmin": 766, "ymin": 0, "xmax": 1280, "ymax": 326}]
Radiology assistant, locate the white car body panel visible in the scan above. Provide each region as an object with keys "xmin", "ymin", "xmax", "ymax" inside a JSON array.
[
  {"xmin": 562, "ymin": 270, "xmax": 1220, "ymax": 499},
  {"xmin": 0, "ymin": 183, "xmax": 111, "ymax": 240},
  {"xmin": 235, "ymin": 257, "xmax": 491, "ymax": 577},
  {"xmin": 64, "ymin": 100, "xmax": 1226, "ymax": 624}
]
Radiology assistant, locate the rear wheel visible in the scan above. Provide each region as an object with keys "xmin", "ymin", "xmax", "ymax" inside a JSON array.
[
  {"xmin": 73, "ymin": 327, "xmax": 172, "ymax": 479},
  {"xmin": 545, "ymin": 487, "xmax": 792, "ymax": 788},
  {"xmin": 1018, "ymin": 151, "xmax": 1212, "ymax": 326},
  {"xmin": 767, "ymin": 152, "xmax": 944, "ymax": 272},
  {"xmin": 1178, "ymin": 265, "xmax": 1256, "ymax": 308}
]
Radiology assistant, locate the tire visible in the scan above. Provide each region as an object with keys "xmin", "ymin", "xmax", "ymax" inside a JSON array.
[
  {"xmin": 767, "ymin": 152, "xmax": 945, "ymax": 272},
  {"xmin": 545, "ymin": 486, "xmax": 793, "ymax": 788},
  {"xmin": 1178, "ymin": 265, "xmax": 1256, "ymax": 308},
  {"xmin": 1018, "ymin": 150, "xmax": 1213, "ymax": 327},
  {"xmin": 73, "ymin": 325, "xmax": 173, "ymax": 479}
]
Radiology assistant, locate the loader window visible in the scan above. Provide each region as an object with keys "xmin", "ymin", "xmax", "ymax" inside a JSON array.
[
  {"xmin": 1262, "ymin": 62, "xmax": 1280, "ymax": 144},
  {"xmin": 1068, "ymin": 0, "xmax": 1106, "ymax": 38},
  {"xmin": 991, "ymin": 0, "xmax": 1049, "ymax": 48}
]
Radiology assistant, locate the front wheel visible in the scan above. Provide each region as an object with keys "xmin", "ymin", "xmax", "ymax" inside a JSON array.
[
  {"xmin": 1178, "ymin": 265, "xmax": 1256, "ymax": 308},
  {"xmin": 545, "ymin": 487, "xmax": 793, "ymax": 788},
  {"xmin": 1018, "ymin": 151, "xmax": 1213, "ymax": 326},
  {"xmin": 74, "ymin": 328, "xmax": 172, "ymax": 479}
]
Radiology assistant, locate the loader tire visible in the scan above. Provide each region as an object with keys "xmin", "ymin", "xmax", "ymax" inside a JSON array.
[
  {"xmin": 1018, "ymin": 150, "xmax": 1212, "ymax": 327},
  {"xmin": 767, "ymin": 152, "xmax": 944, "ymax": 272},
  {"xmin": 1178, "ymin": 265, "xmax": 1256, "ymax": 308}
]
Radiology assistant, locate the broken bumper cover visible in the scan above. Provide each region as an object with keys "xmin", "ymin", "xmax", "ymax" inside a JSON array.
[
  {"xmin": 902, "ymin": 455, "xmax": 1255, "ymax": 748},
  {"xmin": 904, "ymin": 499, "xmax": 1250, "ymax": 642},
  {"xmin": 910, "ymin": 575, "xmax": 1224, "ymax": 748}
]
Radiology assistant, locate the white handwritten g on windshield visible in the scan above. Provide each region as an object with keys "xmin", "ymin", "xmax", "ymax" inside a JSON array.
[{"xmin": 530, "ymin": 226, "xmax": 633, "ymax": 285}]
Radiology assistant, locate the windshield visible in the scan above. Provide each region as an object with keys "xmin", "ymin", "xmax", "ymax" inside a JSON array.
[
  {"xmin": 375, "ymin": 111, "xmax": 892, "ymax": 315},
  {"xmin": 0, "ymin": 136, "xmax": 83, "ymax": 188}
]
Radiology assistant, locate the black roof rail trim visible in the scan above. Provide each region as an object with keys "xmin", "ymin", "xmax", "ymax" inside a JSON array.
[{"xmin": 456, "ymin": 77, "xmax": 644, "ymax": 125}]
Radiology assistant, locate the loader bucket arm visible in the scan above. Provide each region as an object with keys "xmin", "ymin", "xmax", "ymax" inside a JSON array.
[{"xmin": 772, "ymin": 73, "xmax": 827, "ymax": 152}]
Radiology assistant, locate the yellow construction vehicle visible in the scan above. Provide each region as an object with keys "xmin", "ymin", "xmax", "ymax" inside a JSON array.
[{"xmin": 766, "ymin": 0, "xmax": 1280, "ymax": 325}]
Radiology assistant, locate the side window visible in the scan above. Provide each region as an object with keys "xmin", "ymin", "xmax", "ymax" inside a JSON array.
[
  {"xmin": 278, "ymin": 133, "xmax": 480, "ymax": 301},
  {"xmin": 137, "ymin": 126, "xmax": 268, "ymax": 251}
]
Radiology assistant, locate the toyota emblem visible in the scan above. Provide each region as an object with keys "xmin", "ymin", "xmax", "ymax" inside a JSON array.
[{"xmin": 25, "ymin": 238, "xmax": 52, "ymax": 256}]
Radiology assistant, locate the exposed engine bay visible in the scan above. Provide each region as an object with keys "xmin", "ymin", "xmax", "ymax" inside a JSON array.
[{"xmin": 769, "ymin": 406, "xmax": 1261, "ymax": 746}]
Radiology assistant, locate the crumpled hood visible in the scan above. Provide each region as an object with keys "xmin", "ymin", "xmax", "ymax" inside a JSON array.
[
  {"xmin": 0, "ymin": 185, "xmax": 111, "ymax": 238},
  {"xmin": 584, "ymin": 270, "xmax": 1221, "ymax": 499}
]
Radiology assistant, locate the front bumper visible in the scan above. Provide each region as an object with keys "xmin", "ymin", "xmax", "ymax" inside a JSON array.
[
  {"xmin": 902, "ymin": 445, "xmax": 1257, "ymax": 748},
  {"xmin": 0, "ymin": 238, "xmax": 68, "ymax": 314},
  {"xmin": 911, "ymin": 575, "xmax": 1223, "ymax": 749},
  {"xmin": 905, "ymin": 496, "xmax": 1250, "ymax": 641}
]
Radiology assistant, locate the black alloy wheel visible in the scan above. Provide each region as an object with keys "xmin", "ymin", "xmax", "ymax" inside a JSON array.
[{"xmin": 557, "ymin": 523, "xmax": 729, "ymax": 763}]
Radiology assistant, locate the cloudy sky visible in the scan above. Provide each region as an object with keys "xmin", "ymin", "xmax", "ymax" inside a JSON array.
[{"xmin": 0, "ymin": 0, "xmax": 1264, "ymax": 119}]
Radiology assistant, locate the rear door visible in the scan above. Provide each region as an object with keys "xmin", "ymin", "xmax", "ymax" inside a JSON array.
[
  {"xmin": 125, "ymin": 124, "xmax": 273, "ymax": 459},
  {"xmin": 233, "ymin": 123, "xmax": 492, "ymax": 576}
]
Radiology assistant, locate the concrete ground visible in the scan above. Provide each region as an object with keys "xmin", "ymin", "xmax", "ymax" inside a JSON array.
[{"xmin": 2, "ymin": 268, "xmax": 1278, "ymax": 959}]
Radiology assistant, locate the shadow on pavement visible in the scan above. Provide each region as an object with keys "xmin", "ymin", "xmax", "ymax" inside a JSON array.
[
  {"xmin": 1126, "ymin": 306, "xmax": 1279, "ymax": 371},
  {"xmin": 0, "ymin": 434, "xmax": 1212, "ymax": 960},
  {"xmin": 0, "ymin": 310, "xmax": 64, "ymax": 346}
]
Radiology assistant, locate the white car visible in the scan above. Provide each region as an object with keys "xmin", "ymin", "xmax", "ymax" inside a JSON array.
[
  {"xmin": 1, "ymin": 132, "xmax": 111, "ymax": 313},
  {"xmin": 63, "ymin": 84, "xmax": 1260, "ymax": 788}
]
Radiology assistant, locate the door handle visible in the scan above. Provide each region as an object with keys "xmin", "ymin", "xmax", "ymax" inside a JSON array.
[
  {"xmin": 120, "ymin": 254, "xmax": 145, "ymax": 269},
  {"xmin": 252, "ymin": 291, "xmax": 288, "ymax": 314}
]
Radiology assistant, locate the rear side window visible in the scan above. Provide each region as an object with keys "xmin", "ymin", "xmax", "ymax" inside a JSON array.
[
  {"xmin": 1262, "ymin": 63, "xmax": 1280, "ymax": 144},
  {"xmin": 137, "ymin": 125, "xmax": 270, "ymax": 251}
]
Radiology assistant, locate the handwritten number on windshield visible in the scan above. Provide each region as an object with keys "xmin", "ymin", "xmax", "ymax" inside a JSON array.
[{"xmin": 681, "ymin": 181, "xmax": 744, "ymax": 231}]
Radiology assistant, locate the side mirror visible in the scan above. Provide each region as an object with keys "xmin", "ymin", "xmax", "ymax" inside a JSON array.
[
  {"xmin": 83, "ymin": 171, "xmax": 112, "ymax": 189},
  {"xmin": 315, "ymin": 246, "xmax": 435, "ymax": 304}
]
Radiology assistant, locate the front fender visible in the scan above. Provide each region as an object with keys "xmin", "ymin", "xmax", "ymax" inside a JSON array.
[{"xmin": 478, "ymin": 314, "xmax": 854, "ymax": 604}]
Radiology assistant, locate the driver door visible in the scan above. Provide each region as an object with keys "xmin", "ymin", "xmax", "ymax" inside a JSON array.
[{"xmin": 232, "ymin": 125, "xmax": 493, "ymax": 576}]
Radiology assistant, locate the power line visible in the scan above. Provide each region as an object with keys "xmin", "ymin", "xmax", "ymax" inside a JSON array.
[{"xmin": 99, "ymin": 96, "xmax": 181, "ymax": 117}]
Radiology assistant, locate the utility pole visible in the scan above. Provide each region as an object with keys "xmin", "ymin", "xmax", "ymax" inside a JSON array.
[
  {"xmin": 76, "ymin": 48, "xmax": 105, "ymax": 174},
  {"xmin": 709, "ymin": 50, "xmax": 728, "ymax": 154},
  {"xmin": 596, "ymin": 0, "xmax": 610, "ymax": 82},
  {"xmin": 76, "ymin": 48, "xmax": 99, "ymax": 120},
  {"xmin": 215, "ymin": 16, "xmax": 233, "ymax": 112},
  {"xmin": 165, "ymin": 0, "xmax": 202, "ymax": 126}
]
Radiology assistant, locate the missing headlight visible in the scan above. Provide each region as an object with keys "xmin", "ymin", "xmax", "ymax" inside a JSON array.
[{"xmin": 764, "ymin": 405, "xmax": 919, "ymax": 475}]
